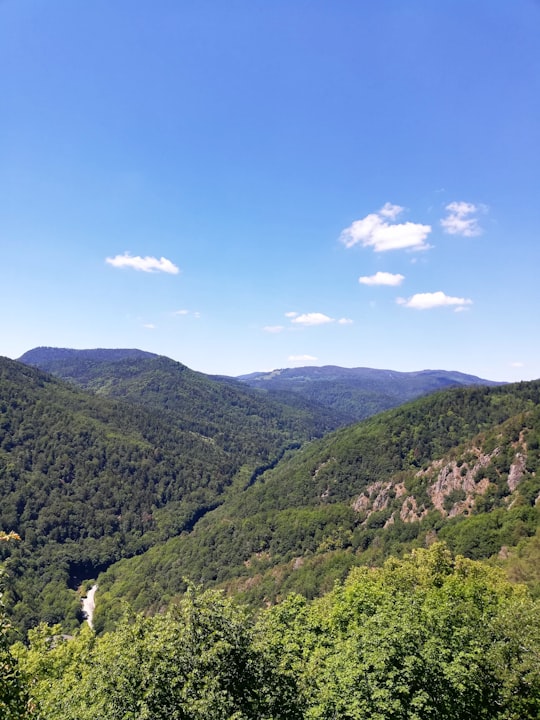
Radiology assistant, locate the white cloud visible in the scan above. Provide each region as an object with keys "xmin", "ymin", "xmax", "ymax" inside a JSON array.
[
  {"xmin": 282, "ymin": 311, "xmax": 351, "ymax": 328},
  {"xmin": 340, "ymin": 203, "xmax": 431, "ymax": 252},
  {"xmin": 397, "ymin": 291, "xmax": 473, "ymax": 310},
  {"xmin": 440, "ymin": 201, "xmax": 484, "ymax": 237},
  {"xmin": 106, "ymin": 252, "xmax": 180, "ymax": 274},
  {"xmin": 359, "ymin": 271, "xmax": 405, "ymax": 286},
  {"xmin": 173, "ymin": 309, "xmax": 200, "ymax": 318},
  {"xmin": 378, "ymin": 202, "xmax": 404, "ymax": 220},
  {"xmin": 143, "ymin": 323, "xmax": 155, "ymax": 329},
  {"xmin": 291, "ymin": 312, "xmax": 334, "ymax": 326},
  {"xmin": 288, "ymin": 354, "xmax": 318, "ymax": 363},
  {"xmin": 264, "ymin": 325, "xmax": 284, "ymax": 333},
  {"xmin": 511, "ymin": 361, "xmax": 524, "ymax": 368}
]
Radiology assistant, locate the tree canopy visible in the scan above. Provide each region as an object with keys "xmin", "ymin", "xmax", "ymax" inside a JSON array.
[{"xmin": 10, "ymin": 544, "xmax": 540, "ymax": 720}]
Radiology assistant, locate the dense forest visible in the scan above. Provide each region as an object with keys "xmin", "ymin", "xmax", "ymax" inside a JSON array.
[
  {"xmin": 0, "ymin": 355, "xmax": 338, "ymax": 634},
  {"xmin": 239, "ymin": 364, "xmax": 499, "ymax": 421},
  {"xmin": 92, "ymin": 379, "xmax": 540, "ymax": 628},
  {"xmin": 2, "ymin": 544, "xmax": 539, "ymax": 719},
  {"xmin": 1, "ymin": 353, "xmax": 540, "ymax": 634},
  {"xmin": 18, "ymin": 348, "xmax": 349, "ymax": 433},
  {"xmin": 20, "ymin": 347, "xmax": 497, "ymax": 425},
  {"xmin": 1, "ymin": 349, "xmax": 540, "ymax": 717}
]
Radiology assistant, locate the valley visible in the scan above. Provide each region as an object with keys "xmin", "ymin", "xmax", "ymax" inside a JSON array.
[
  {"xmin": 0, "ymin": 348, "xmax": 537, "ymax": 636},
  {"xmin": 1, "ymin": 347, "xmax": 539, "ymax": 718}
]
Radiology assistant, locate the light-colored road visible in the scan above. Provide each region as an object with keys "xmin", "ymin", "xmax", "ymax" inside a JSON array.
[{"xmin": 81, "ymin": 584, "xmax": 97, "ymax": 629}]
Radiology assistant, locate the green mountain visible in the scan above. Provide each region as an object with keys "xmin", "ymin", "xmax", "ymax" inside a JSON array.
[
  {"xmin": 18, "ymin": 347, "xmax": 349, "ymax": 431},
  {"xmin": 20, "ymin": 347, "xmax": 498, "ymax": 426},
  {"xmin": 92, "ymin": 380, "xmax": 540, "ymax": 629},
  {"xmin": 0, "ymin": 355, "xmax": 341, "ymax": 634},
  {"xmin": 238, "ymin": 364, "xmax": 500, "ymax": 421},
  {"xmin": 18, "ymin": 347, "xmax": 159, "ymax": 369},
  {"xmin": 4, "ymin": 347, "xmax": 538, "ymax": 638}
]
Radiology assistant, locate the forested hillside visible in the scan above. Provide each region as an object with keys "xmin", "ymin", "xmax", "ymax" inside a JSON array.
[
  {"xmin": 20, "ymin": 347, "xmax": 498, "ymax": 427},
  {"xmin": 2, "ymin": 349, "xmax": 539, "ymax": 640},
  {"xmin": 6, "ymin": 545, "xmax": 540, "ymax": 720},
  {"xmin": 238, "ymin": 364, "xmax": 499, "ymax": 421},
  {"xmin": 0, "ymin": 356, "xmax": 339, "ymax": 634},
  {"xmin": 18, "ymin": 347, "xmax": 349, "ymax": 430},
  {"xmin": 93, "ymin": 380, "xmax": 540, "ymax": 628}
]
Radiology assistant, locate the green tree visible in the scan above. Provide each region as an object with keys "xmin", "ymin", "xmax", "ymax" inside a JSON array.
[
  {"xmin": 16, "ymin": 586, "xmax": 302, "ymax": 720},
  {"xmin": 0, "ymin": 531, "xmax": 31, "ymax": 719},
  {"xmin": 262, "ymin": 543, "xmax": 540, "ymax": 720}
]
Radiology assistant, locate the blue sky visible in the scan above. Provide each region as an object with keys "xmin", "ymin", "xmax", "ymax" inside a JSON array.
[{"xmin": 1, "ymin": 1, "xmax": 539, "ymax": 380}]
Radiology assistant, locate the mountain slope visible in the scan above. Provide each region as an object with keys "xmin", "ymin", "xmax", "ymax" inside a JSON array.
[
  {"xmin": 18, "ymin": 347, "xmax": 349, "ymax": 435},
  {"xmin": 93, "ymin": 380, "xmax": 540, "ymax": 628},
  {"xmin": 18, "ymin": 346, "xmax": 158, "ymax": 369},
  {"xmin": 238, "ymin": 365, "xmax": 500, "ymax": 421},
  {"xmin": 0, "ymin": 355, "xmax": 342, "ymax": 634}
]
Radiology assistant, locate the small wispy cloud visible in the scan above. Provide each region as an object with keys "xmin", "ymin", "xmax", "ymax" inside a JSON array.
[
  {"xmin": 378, "ymin": 202, "xmax": 404, "ymax": 220},
  {"xmin": 172, "ymin": 309, "xmax": 200, "ymax": 318},
  {"xmin": 288, "ymin": 354, "xmax": 318, "ymax": 363},
  {"xmin": 264, "ymin": 325, "xmax": 284, "ymax": 333},
  {"xmin": 283, "ymin": 311, "xmax": 353, "ymax": 327},
  {"xmin": 143, "ymin": 323, "xmax": 156, "ymax": 329},
  {"xmin": 291, "ymin": 312, "xmax": 334, "ymax": 326},
  {"xmin": 510, "ymin": 361, "xmax": 524, "ymax": 368},
  {"xmin": 440, "ymin": 201, "xmax": 485, "ymax": 237},
  {"xmin": 397, "ymin": 291, "xmax": 472, "ymax": 311},
  {"xmin": 340, "ymin": 203, "xmax": 432, "ymax": 252},
  {"xmin": 359, "ymin": 271, "xmax": 405, "ymax": 286},
  {"xmin": 106, "ymin": 252, "xmax": 180, "ymax": 274}
]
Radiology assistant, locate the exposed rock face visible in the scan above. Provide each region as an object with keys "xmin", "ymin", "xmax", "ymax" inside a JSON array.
[
  {"xmin": 352, "ymin": 437, "xmax": 533, "ymax": 526},
  {"xmin": 508, "ymin": 453, "xmax": 526, "ymax": 492},
  {"xmin": 427, "ymin": 450, "xmax": 497, "ymax": 517},
  {"xmin": 400, "ymin": 496, "xmax": 428, "ymax": 523},
  {"xmin": 352, "ymin": 481, "xmax": 394, "ymax": 514}
]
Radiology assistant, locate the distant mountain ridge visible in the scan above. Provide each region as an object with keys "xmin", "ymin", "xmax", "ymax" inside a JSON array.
[
  {"xmin": 238, "ymin": 364, "xmax": 500, "ymax": 422},
  {"xmin": 17, "ymin": 347, "xmax": 346, "ymax": 431},
  {"xmin": 18, "ymin": 346, "xmax": 158, "ymax": 368},
  {"xmin": 238, "ymin": 365, "xmax": 495, "ymax": 383},
  {"xmin": 18, "ymin": 347, "xmax": 500, "ymax": 425}
]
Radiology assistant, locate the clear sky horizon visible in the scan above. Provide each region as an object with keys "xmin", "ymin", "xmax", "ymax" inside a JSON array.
[{"xmin": 2, "ymin": 1, "xmax": 539, "ymax": 381}]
